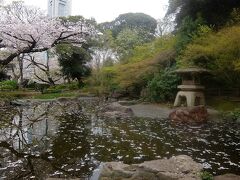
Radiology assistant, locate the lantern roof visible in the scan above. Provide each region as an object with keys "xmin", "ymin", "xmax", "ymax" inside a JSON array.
[{"xmin": 175, "ymin": 67, "xmax": 210, "ymax": 74}]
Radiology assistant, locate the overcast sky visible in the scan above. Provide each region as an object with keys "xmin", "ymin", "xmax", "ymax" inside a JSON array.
[{"xmin": 20, "ymin": 0, "xmax": 169, "ymax": 23}]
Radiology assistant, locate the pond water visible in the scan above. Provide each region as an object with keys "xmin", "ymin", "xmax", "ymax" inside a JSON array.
[{"xmin": 0, "ymin": 98, "xmax": 239, "ymax": 179}]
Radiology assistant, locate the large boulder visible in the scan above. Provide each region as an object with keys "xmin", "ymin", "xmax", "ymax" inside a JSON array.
[
  {"xmin": 99, "ymin": 102, "xmax": 134, "ymax": 119},
  {"xmin": 99, "ymin": 155, "xmax": 203, "ymax": 180},
  {"xmin": 214, "ymin": 174, "xmax": 240, "ymax": 180},
  {"xmin": 169, "ymin": 106, "xmax": 208, "ymax": 123},
  {"xmin": 10, "ymin": 99, "xmax": 29, "ymax": 106}
]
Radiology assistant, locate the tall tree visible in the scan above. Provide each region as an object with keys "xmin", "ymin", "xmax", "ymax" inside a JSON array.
[
  {"xmin": 100, "ymin": 13, "xmax": 157, "ymax": 40},
  {"xmin": 99, "ymin": 13, "xmax": 158, "ymax": 62},
  {"xmin": 25, "ymin": 53, "xmax": 62, "ymax": 86},
  {"xmin": 156, "ymin": 14, "xmax": 176, "ymax": 37},
  {"xmin": 115, "ymin": 28, "xmax": 143, "ymax": 60},
  {"xmin": 167, "ymin": 0, "xmax": 240, "ymax": 28},
  {"xmin": 91, "ymin": 30, "xmax": 117, "ymax": 70},
  {"xmin": 56, "ymin": 44, "xmax": 92, "ymax": 86},
  {"xmin": 175, "ymin": 16, "xmax": 206, "ymax": 53}
]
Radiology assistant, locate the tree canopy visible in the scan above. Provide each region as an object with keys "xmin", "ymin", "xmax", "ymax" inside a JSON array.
[
  {"xmin": 98, "ymin": 13, "xmax": 157, "ymax": 62},
  {"xmin": 100, "ymin": 13, "xmax": 157, "ymax": 39},
  {"xmin": 167, "ymin": 0, "xmax": 240, "ymax": 28},
  {"xmin": 56, "ymin": 44, "xmax": 92, "ymax": 86}
]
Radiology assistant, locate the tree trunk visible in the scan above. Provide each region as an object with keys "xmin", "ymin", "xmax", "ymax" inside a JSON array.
[
  {"xmin": 47, "ymin": 77, "xmax": 55, "ymax": 86},
  {"xmin": 18, "ymin": 55, "xmax": 24, "ymax": 88},
  {"xmin": 77, "ymin": 77, "xmax": 83, "ymax": 88}
]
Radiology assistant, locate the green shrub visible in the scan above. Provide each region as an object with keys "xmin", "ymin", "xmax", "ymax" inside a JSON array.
[
  {"xmin": 223, "ymin": 108, "xmax": 240, "ymax": 121},
  {"xmin": 68, "ymin": 82, "xmax": 79, "ymax": 90},
  {"xmin": 81, "ymin": 85, "xmax": 109, "ymax": 96},
  {"xmin": 0, "ymin": 71, "xmax": 9, "ymax": 81},
  {"xmin": 86, "ymin": 36, "xmax": 177, "ymax": 97},
  {"xmin": 0, "ymin": 80, "xmax": 18, "ymax": 90},
  {"xmin": 200, "ymin": 171, "xmax": 213, "ymax": 180},
  {"xmin": 26, "ymin": 81, "xmax": 37, "ymax": 89},
  {"xmin": 48, "ymin": 84, "xmax": 68, "ymax": 91},
  {"xmin": 178, "ymin": 25, "xmax": 240, "ymax": 87},
  {"xmin": 34, "ymin": 83, "xmax": 50, "ymax": 92},
  {"xmin": 146, "ymin": 67, "xmax": 180, "ymax": 102}
]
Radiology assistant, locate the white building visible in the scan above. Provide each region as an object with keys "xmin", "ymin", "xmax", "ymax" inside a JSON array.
[{"xmin": 48, "ymin": 0, "xmax": 72, "ymax": 17}]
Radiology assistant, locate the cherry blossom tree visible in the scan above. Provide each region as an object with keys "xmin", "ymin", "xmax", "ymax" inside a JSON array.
[
  {"xmin": 0, "ymin": 1, "xmax": 94, "ymax": 66},
  {"xmin": 25, "ymin": 53, "xmax": 62, "ymax": 86}
]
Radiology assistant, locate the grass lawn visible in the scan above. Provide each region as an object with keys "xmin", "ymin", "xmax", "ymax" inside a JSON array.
[
  {"xmin": 0, "ymin": 90, "xmax": 80, "ymax": 100},
  {"xmin": 32, "ymin": 91, "xmax": 78, "ymax": 99},
  {"xmin": 0, "ymin": 90, "xmax": 40, "ymax": 99}
]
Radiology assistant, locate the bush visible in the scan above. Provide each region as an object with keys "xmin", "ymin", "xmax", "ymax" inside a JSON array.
[
  {"xmin": 0, "ymin": 80, "xmax": 18, "ymax": 91},
  {"xmin": 68, "ymin": 82, "xmax": 79, "ymax": 90},
  {"xmin": 178, "ymin": 25, "xmax": 240, "ymax": 87},
  {"xmin": 34, "ymin": 83, "xmax": 50, "ymax": 92},
  {"xmin": 0, "ymin": 71, "xmax": 9, "ymax": 81},
  {"xmin": 48, "ymin": 84, "xmax": 68, "ymax": 91},
  {"xmin": 86, "ymin": 36, "xmax": 177, "ymax": 97},
  {"xmin": 146, "ymin": 67, "xmax": 180, "ymax": 102},
  {"xmin": 200, "ymin": 171, "xmax": 213, "ymax": 180},
  {"xmin": 223, "ymin": 108, "xmax": 240, "ymax": 121}
]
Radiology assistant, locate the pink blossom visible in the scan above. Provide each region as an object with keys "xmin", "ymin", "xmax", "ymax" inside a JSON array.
[{"xmin": 0, "ymin": 2, "xmax": 94, "ymax": 65}]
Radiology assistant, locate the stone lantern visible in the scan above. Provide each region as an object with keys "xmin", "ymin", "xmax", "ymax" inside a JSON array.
[{"xmin": 174, "ymin": 68, "xmax": 209, "ymax": 107}]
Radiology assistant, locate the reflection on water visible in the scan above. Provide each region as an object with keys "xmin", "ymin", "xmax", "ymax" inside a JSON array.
[{"xmin": 0, "ymin": 98, "xmax": 239, "ymax": 179}]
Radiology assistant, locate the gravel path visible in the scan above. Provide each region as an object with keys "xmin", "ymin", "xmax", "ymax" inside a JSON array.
[
  {"xmin": 129, "ymin": 104, "xmax": 172, "ymax": 119},
  {"xmin": 129, "ymin": 103, "xmax": 220, "ymax": 120}
]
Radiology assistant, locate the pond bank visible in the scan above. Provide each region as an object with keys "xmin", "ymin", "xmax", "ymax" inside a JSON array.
[
  {"xmin": 98, "ymin": 155, "xmax": 203, "ymax": 180},
  {"xmin": 123, "ymin": 102, "xmax": 221, "ymax": 121},
  {"xmin": 129, "ymin": 103, "xmax": 171, "ymax": 119},
  {"xmin": 1, "ymin": 97, "xmax": 223, "ymax": 121}
]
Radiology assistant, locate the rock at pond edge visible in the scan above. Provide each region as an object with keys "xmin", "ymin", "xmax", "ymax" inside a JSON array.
[
  {"xmin": 214, "ymin": 174, "xmax": 240, "ymax": 180},
  {"xmin": 99, "ymin": 155, "xmax": 203, "ymax": 180},
  {"xmin": 169, "ymin": 106, "xmax": 208, "ymax": 123},
  {"xmin": 99, "ymin": 102, "xmax": 134, "ymax": 119}
]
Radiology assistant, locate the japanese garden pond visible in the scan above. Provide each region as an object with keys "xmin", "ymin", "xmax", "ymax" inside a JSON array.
[{"xmin": 0, "ymin": 97, "xmax": 239, "ymax": 179}]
